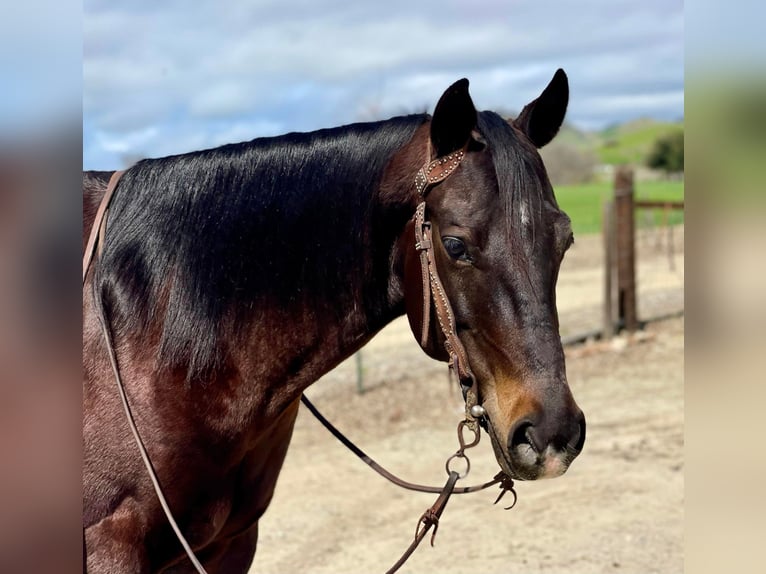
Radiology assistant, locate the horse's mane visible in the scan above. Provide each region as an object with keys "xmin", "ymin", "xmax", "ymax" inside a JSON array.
[{"xmin": 97, "ymin": 115, "xmax": 427, "ymax": 381}]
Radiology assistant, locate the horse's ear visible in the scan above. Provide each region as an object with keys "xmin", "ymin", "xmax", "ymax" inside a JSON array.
[
  {"xmin": 431, "ymin": 78, "xmax": 477, "ymax": 157},
  {"xmin": 513, "ymin": 68, "xmax": 569, "ymax": 148}
]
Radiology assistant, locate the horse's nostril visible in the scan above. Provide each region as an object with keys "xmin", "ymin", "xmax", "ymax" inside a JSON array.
[
  {"xmin": 571, "ymin": 414, "xmax": 586, "ymax": 453},
  {"xmin": 509, "ymin": 411, "xmax": 585, "ymax": 457},
  {"xmin": 509, "ymin": 420, "xmax": 536, "ymax": 453}
]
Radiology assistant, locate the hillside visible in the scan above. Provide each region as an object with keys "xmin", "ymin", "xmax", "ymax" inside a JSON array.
[
  {"xmin": 497, "ymin": 113, "xmax": 683, "ymax": 169},
  {"xmin": 595, "ymin": 118, "xmax": 684, "ymax": 165}
]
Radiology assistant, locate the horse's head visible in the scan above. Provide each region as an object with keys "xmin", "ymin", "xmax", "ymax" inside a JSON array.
[{"xmin": 400, "ymin": 70, "xmax": 585, "ymax": 480}]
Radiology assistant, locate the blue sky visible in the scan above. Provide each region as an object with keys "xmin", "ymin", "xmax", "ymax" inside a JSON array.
[{"xmin": 82, "ymin": 1, "xmax": 684, "ymax": 169}]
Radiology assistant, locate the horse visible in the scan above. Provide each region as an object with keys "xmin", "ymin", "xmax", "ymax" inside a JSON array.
[{"xmin": 83, "ymin": 69, "xmax": 585, "ymax": 573}]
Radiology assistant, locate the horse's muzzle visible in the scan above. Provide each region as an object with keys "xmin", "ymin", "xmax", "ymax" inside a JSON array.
[{"xmin": 505, "ymin": 408, "xmax": 586, "ymax": 480}]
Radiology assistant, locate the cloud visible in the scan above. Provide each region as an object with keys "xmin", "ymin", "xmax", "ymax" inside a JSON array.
[
  {"xmin": 188, "ymin": 84, "xmax": 257, "ymax": 119},
  {"xmin": 94, "ymin": 126, "xmax": 159, "ymax": 154},
  {"xmin": 83, "ymin": 0, "xmax": 683, "ymax": 168}
]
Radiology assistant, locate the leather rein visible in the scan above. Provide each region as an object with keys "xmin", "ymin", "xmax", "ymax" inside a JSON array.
[{"xmin": 83, "ymin": 148, "xmax": 515, "ymax": 574}]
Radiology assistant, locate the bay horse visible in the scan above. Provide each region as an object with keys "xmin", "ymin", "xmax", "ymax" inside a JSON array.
[{"xmin": 83, "ymin": 69, "xmax": 585, "ymax": 573}]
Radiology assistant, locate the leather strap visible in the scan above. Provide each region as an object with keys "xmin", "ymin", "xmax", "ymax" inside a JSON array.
[
  {"xmin": 385, "ymin": 471, "xmax": 460, "ymax": 574},
  {"xmin": 414, "ymin": 148, "xmax": 465, "ymax": 197},
  {"xmin": 413, "ymin": 203, "xmax": 432, "ymax": 348},
  {"xmin": 300, "ymin": 395, "xmax": 500, "ymax": 494},
  {"xmin": 410, "ymin": 145, "xmax": 481, "ymax": 423},
  {"xmin": 83, "ymin": 170, "xmax": 124, "ymax": 284},
  {"xmin": 413, "ymin": 202, "xmax": 473, "ymax": 384}
]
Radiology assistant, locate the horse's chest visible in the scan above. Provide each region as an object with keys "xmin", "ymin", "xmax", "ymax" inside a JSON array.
[{"xmin": 193, "ymin": 398, "xmax": 301, "ymax": 544}]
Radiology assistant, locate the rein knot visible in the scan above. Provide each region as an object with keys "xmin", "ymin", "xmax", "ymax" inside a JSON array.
[{"xmin": 492, "ymin": 471, "xmax": 518, "ymax": 510}]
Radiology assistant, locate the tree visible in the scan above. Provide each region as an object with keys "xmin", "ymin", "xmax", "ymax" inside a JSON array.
[{"xmin": 647, "ymin": 130, "xmax": 684, "ymax": 173}]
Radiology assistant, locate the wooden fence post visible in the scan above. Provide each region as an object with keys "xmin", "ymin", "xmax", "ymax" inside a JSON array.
[
  {"xmin": 602, "ymin": 200, "xmax": 616, "ymax": 339},
  {"xmin": 355, "ymin": 351, "xmax": 364, "ymax": 394},
  {"xmin": 614, "ymin": 167, "xmax": 637, "ymax": 333}
]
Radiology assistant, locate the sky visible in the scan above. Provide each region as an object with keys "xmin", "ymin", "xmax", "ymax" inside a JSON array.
[{"xmin": 81, "ymin": 0, "xmax": 684, "ymax": 169}]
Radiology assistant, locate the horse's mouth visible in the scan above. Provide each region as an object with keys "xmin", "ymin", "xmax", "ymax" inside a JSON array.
[{"xmin": 484, "ymin": 415, "xmax": 526, "ymax": 479}]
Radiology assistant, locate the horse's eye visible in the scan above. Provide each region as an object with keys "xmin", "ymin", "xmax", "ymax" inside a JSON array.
[{"xmin": 442, "ymin": 236, "xmax": 468, "ymax": 261}]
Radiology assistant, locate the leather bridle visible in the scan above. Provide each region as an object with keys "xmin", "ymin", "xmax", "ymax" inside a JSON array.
[
  {"xmin": 82, "ymin": 146, "xmax": 515, "ymax": 574},
  {"xmin": 410, "ymin": 146, "xmax": 481, "ymax": 423}
]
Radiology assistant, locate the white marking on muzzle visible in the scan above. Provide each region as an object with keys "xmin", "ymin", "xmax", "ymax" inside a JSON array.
[{"xmin": 539, "ymin": 445, "xmax": 569, "ymax": 479}]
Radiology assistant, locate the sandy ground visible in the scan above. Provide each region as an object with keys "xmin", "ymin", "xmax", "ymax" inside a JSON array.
[{"xmin": 250, "ymin": 227, "xmax": 684, "ymax": 574}]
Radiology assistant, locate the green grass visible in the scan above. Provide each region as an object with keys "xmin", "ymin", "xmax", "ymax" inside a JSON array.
[
  {"xmin": 597, "ymin": 120, "xmax": 684, "ymax": 165},
  {"xmin": 554, "ymin": 180, "xmax": 685, "ymax": 236}
]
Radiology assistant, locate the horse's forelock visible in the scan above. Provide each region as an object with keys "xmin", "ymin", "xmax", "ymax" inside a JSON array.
[{"xmin": 476, "ymin": 111, "xmax": 556, "ymax": 255}]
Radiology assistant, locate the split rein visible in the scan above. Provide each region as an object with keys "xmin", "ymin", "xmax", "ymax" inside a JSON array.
[
  {"xmin": 301, "ymin": 395, "xmax": 516, "ymax": 574},
  {"xmin": 83, "ymin": 148, "xmax": 517, "ymax": 574}
]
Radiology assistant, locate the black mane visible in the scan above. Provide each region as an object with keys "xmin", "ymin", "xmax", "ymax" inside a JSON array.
[{"xmin": 97, "ymin": 115, "xmax": 426, "ymax": 380}]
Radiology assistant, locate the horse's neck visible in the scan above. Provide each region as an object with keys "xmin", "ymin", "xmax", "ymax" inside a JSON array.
[
  {"xmin": 233, "ymin": 125, "xmax": 429, "ymax": 411},
  {"xmin": 340, "ymin": 123, "xmax": 429, "ymax": 337}
]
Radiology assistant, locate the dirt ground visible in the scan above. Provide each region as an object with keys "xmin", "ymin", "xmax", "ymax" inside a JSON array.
[{"xmin": 250, "ymin": 228, "xmax": 684, "ymax": 574}]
